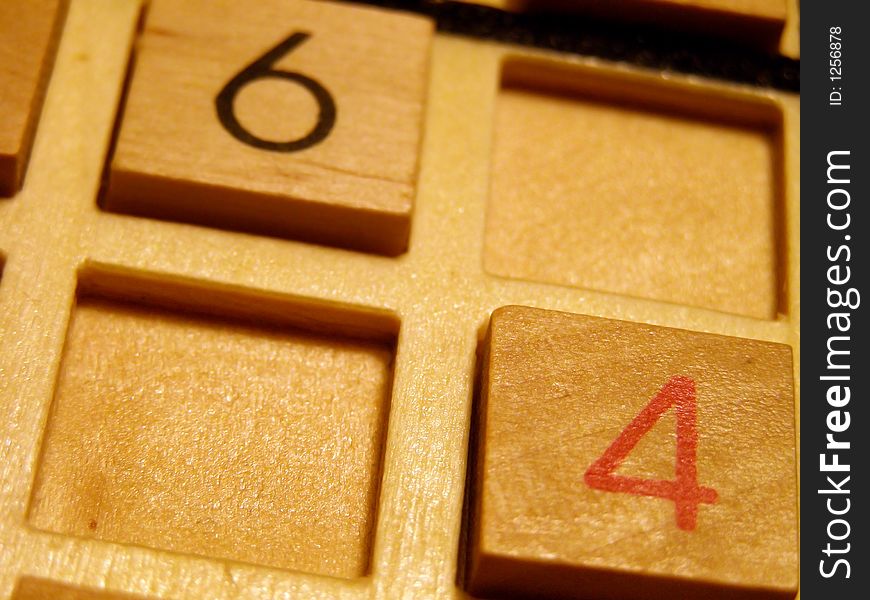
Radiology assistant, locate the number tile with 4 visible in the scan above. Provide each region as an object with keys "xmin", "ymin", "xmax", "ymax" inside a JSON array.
[
  {"xmin": 104, "ymin": 0, "xmax": 432, "ymax": 255},
  {"xmin": 466, "ymin": 305, "xmax": 798, "ymax": 600}
]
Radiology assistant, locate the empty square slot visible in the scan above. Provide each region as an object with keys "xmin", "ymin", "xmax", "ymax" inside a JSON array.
[
  {"xmin": 484, "ymin": 60, "xmax": 784, "ymax": 320},
  {"xmin": 28, "ymin": 269, "xmax": 396, "ymax": 578}
]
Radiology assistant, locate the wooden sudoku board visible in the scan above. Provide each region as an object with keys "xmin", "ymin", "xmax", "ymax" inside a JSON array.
[{"xmin": 0, "ymin": 1, "xmax": 800, "ymax": 598}]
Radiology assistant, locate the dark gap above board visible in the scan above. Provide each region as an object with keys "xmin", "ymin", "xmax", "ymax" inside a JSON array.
[{"xmin": 337, "ymin": 0, "xmax": 800, "ymax": 92}]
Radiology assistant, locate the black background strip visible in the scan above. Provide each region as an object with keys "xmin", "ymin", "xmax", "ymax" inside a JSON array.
[
  {"xmin": 803, "ymin": 1, "xmax": 866, "ymax": 598},
  {"xmin": 339, "ymin": 0, "xmax": 799, "ymax": 91}
]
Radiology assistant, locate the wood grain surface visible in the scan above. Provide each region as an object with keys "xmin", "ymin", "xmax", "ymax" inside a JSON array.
[
  {"xmin": 0, "ymin": 0, "xmax": 67, "ymax": 196},
  {"xmin": 29, "ymin": 296, "xmax": 394, "ymax": 578},
  {"xmin": 0, "ymin": 1, "xmax": 800, "ymax": 598},
  {"xmin": 485, "ymin": 69, "xmax": 781, "ymax": 320},
  {"xmin": 467, "ymin": 305, "xmax": 798, "ymax": 600}
]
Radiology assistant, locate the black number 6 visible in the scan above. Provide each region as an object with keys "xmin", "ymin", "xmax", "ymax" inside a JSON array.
[{"xmin": 215, "ymin": 32, "xmax": 336, "ymax": 152}]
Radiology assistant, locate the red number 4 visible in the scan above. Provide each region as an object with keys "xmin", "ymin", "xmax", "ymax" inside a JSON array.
[{"xmin": 584, "ymin": 375, "xmax": 718, "ymax": 531}]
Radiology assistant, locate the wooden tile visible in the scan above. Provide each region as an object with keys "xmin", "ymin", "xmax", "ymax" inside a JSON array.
[
  {"xmin": 0, "ymin": 0, "xmax": 67, "ymax": 196},
  {"xmin": 467, "ymin": 305, "xmax": 797, "ymax": 600},
  {"xmin": 484, "ymin": 64, "xmax": 782, "ymax": 319},
  {"xmin": 104, "ymin": 0, "xmax": 432, "ymax": 255},
  {"xmin": 469, "ymin": 0, "xmax": 787, "ymax": 49},
  {"xmin": 29, "ymin": 295, "xmax": 394, "ymax": 578}
]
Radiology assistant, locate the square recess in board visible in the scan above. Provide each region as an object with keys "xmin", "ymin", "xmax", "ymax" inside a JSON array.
[
  {"xmin": 28, "ymin": 268, "xmax": 398, "ymax": 579},
  {"xmin": 484, "ymin": 59, "xmax": 786, "ymax": 320}
]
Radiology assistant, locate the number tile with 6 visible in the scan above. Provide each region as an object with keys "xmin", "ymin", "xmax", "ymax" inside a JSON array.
[{"xmin": 103, "ymin": 0, "xmax": 432, "ymax": 256}]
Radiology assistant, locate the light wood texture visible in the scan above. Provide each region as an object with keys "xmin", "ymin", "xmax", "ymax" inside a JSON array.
[
  {"xmin": 13, "ymin": 577, "xmax": 153, "ymax": 600},
  {"xmin": 468, "ymin": 305, "xmax": 798, "ymax": 600},
  {"xmin": 467, "ymin": 0, "xmax": 798, "ymax": 55},
  {"xmin": 29, "ymin": 295, "xmax": 393, "ymax": 578},
  {"xmin": 105, "ymin": 0, "xmax": 432, "ymax": 255},
  {"xmin": 0, "ymin": 1, "xmax": 799, "ymax": 598},
  {"xmin": 485, "ymin": 61, "xmax": 782, "ymax": 320},
  {"xmin": 0, "ymin": 0, "xmax": 67, "ymax": 196}
]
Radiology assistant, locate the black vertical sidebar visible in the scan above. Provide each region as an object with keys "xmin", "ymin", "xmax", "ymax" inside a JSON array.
[{"xmin": 801, "ymin": 1, "xmax": 868, "ymax": 598}]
